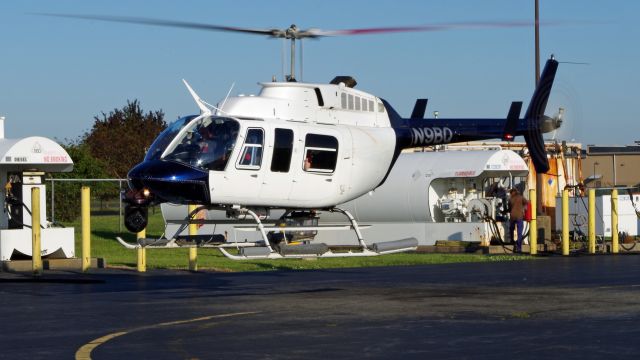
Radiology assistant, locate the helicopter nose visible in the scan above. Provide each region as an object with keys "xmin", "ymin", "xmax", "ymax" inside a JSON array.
[{"xmin": 127, "ymin": 160, "xmax": 211, "ymax": 204}]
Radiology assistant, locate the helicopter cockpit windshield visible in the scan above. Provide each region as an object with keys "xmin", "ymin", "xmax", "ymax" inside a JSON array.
[{"xmin": 159, "ymin": 116, "xmax": 240, "ymax": 171}]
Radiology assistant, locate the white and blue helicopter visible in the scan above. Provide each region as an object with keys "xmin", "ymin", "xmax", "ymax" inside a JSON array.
[{"xmin": 49, "ymin": 16, "xmax": 561, "ymax": 259}]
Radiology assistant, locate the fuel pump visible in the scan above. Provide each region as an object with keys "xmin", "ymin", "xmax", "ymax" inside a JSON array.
[
  {"xmin": 0, "ymin": 116, "xmax": 75, "ymax": 261},
  {"xmin": 4, "ymin": 172, "xmax": 46, "ymax": 229}
]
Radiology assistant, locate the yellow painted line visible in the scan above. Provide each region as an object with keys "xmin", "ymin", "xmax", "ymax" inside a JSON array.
[
  {"xmin": 597, "ymin": 284, "xmax": 640, "ymax": 289},
  {"xmin": 75, "ymin": 332, "xmax": 128, "ymax": 360},
  {"xmin": 75, "ymin": 311, "xmax": 258, "ymax": 360}
]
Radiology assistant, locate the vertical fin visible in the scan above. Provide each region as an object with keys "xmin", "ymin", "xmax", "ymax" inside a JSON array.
[{"xmin": 410, "ymin": 99, "xmax": 428, "ymax": 119}]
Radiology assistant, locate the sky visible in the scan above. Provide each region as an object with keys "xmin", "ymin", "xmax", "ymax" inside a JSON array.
[{"xmin": 1, "ymin": 0, "xmax": 638, "ymax": 146}]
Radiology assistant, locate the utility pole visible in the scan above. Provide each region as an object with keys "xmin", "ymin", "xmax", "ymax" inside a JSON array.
[
  {"xmin": 535, "ymin": 0, "xmax": 545, "ymax": 216},
  {"xmin": 535, "ymin": 0, "xmax": 540, "ymax": 84}
]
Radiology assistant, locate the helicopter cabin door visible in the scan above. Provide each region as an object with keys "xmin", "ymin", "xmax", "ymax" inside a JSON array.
[
  {"xmin": 289, "ymin": 132, "xmax": 341, "ymax": 204},
  {"xmin": 219, "ymin": 127, "xmax": 265, "ymax": 203},
  {"xmin": 259, "ymin": 127, "xmax": 295, "ymax": 203}
]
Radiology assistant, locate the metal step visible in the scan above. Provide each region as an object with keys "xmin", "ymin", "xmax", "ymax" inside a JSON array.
[
  {"xmin": 370, "ymin": 238, "xmax": 418, "ymax": 253},
  {"xmin": 278, "ymin": 243, "xmax": 330, "ymax": 256},
  {"xmin": 137, "ymin": 238, "xmax": 172, "ymax": 247},
  {"xmin": 239, "ymin": 247, "xmax": 272, "ymax": 257}
]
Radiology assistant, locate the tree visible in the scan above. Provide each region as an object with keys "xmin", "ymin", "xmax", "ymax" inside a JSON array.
[
  {"xmin": 84, "ymin": 100, "xmax": 166, "ymax": 178},
  {"xmin": 48, "ymin": 141, "xmax": 112, "ymax": 222}
]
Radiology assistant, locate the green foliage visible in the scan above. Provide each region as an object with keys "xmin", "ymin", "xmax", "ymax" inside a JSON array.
[
  {"xmin": 83, "ymin": 99, "xmax": 166, "ymax": 178},
  {"xmin": 48, "ymin": 100, "xmax": 167, "ymax": 222},
  {"xmin": 47, "ymin": 141, "xmax": 112, "ymax": 222}
]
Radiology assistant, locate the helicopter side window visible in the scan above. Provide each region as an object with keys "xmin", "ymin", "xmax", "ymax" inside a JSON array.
[
  {"xmin": 362, "ymin": 98, "xmax": 368, "ymax": 112},
  {"xmin": 355, "ymin": 96, "xmax": 361, "ymax": 111},
  {"xmin": 369, "ymin": 100, "xmax": 374, "ymax": 112},
  {"xmin": 303, "ymin": 134, "xmax": 338, "ymax": 173},
  {"xmin": 237, "ymin": 128, "xmax": 264, "ymax": 170},
  {"xmin": 341, "ymin": 93, "xmax": 347, "ymax": 109},
  {"xmin": 314, "ymin": 88, "xmax": 324, "ymax": 107},
  {"xmin": 348, "ymin": 95, "xmax": 354, "ymax": 110},
  {"xmin": 271, "ymin": 128, "xmax": 294, "ymax": 172}
]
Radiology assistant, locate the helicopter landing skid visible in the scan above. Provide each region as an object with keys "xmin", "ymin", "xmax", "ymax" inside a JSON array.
[
  {"xmin": 218, "ymin": 207, "xmax": 418, "ymax": 260},
  {"xmin": 218, "ymin": 243, "xmax": 416, "ymax": 260},
  {"xmin": 115, "ymin": 207, "xmax": 418, "ymax": 259},
  {"xmin": 115, "ymin": 236, "xmax": 259, "ymax": 249}
]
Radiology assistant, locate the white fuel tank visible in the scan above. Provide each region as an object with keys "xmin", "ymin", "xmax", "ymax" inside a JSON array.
[{"xmin": 326, "ymin": 149, "xmax": 529, "ymax": 223}]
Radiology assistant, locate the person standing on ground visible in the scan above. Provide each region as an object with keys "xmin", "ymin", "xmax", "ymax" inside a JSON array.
[{"xmin": 508, "ymin": 188, "xmax": 528, "ymax": 253}]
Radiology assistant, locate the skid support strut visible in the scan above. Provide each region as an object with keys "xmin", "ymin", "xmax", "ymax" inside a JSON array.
[
  {"xmin": 330, "ymin": 207, "xmax": 367, "ymax": 249},
  {"xmin": 243, "ymin": 207, "xmax": 274, "ymax": 253}
]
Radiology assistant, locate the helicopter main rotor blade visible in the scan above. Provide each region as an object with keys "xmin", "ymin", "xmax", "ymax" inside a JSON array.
[
  {"xmin": 309, "ymin": 20, "xmax": 557, "ymax": 37},
  {"xmin": 38, "ymin": 13, "xmax": 286, "ymax": 37},
  {"xmin": 38, "ymin": 13, "xmax": 558, "ymax": 40}
]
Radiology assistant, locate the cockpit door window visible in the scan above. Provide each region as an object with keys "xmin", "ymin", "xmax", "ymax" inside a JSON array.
[{"xmin": 236, "ymin": 128, "xmax": 264, "ymax": 170}]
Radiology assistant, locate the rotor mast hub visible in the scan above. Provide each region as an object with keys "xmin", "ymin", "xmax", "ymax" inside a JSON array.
[{"xmin": 284, "ymin": 24, "xmax": 298, "ymax": 82}]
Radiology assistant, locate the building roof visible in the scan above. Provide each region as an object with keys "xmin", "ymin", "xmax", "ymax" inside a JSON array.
[
  {"xmin": 587, "ymin": 145, "xmax": 640, "ymax": 155},
  {"xmin": 0, "ymin": 137, "xmax": 73, "ymax": 172}
]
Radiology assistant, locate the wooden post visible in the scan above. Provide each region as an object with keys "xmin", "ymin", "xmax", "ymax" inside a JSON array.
[
  {"xmin": 562, "ymin": 189, "xmax": 570, "ymax": 256},
  {"xmin": 137, "ymin": 229, "xmax": 146, "ymax": 272},
  {"xmin": 188, "ymin": 204, "xmax": 198, "ymax": 272},
  {"xmin": 81, "ymin": 186, "xmax": 91, "ymax": 272},
  {"xmin": 588, "ymin": 189, "xmax": 596, "ymax": 254},
  {"xmin": 611, "ymin": 189, "xmax": 619, "ymax": 254},
  {"xmin": 529, "ymin": 189, "xmax": 537, "ymax": 255},
  {"xmin": 31, "ymin": 187, "xmax": 43, "ymax": 276}
]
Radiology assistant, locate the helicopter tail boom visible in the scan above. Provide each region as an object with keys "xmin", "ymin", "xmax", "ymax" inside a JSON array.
[{"xmin": 385, "ymin": 57, "xmax": 558, "ymax": 176}]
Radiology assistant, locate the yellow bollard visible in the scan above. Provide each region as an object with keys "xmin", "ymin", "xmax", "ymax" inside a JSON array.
[
  {"xmin": 562, "ymin": 189, "xmax": 570, "ymax": 256},
  {"xmin": 81, "ymin": 186, "xmax": 91, "ymax": 272},
  {"xmin": 188, "ymin": 204, "xmax": 198, "ymax": 272},
  {"xmin": 588, "ymin": 189, "xmax": 596, "ymax": 254},
  {"xmin": 31, "ymin": 187, "xmax": 43, "ymax": 276},
  {"xmin": 137, "ymin": 229, "xmax": 146, "ymax": 272},
  {"xmin": 611, "ymin": 189, "xmax": 619, "ymax": 254},
  {"xmin": 529, "ymin": 189, "xmax": 537, "ymax": 255}
]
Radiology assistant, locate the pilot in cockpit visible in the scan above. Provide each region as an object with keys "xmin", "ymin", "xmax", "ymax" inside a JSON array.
[{"xmin": 198, "ymin": 124, "xmax": 217, "ymax": 153}]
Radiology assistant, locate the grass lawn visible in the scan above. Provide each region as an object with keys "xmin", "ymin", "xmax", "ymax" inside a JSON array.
[{"xmin": 66, "ymin": 212, "xmax": 532, "ymax": 272}]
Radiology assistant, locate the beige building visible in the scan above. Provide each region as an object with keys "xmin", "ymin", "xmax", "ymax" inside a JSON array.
[{"xmin": 583, "ymin": 144, "xmax": 640, "ymax": 188}]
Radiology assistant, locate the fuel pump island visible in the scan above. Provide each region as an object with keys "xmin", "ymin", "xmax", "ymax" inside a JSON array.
[{"xmin": 0, "ymin": 117, "xmax": 74, "ymax": 261}]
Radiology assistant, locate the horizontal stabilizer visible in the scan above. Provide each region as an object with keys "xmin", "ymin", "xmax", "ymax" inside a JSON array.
[{"xmin": 502, "ymin": 101, "xmax": 522, "ymax": 141}]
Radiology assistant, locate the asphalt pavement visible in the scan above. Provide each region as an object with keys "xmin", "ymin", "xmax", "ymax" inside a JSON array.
[{"xmin": 1, "ymin": 255, "xmax": 640, "ymax": 359}]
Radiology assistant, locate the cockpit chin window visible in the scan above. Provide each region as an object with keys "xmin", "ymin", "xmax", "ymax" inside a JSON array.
[{"xmin": 162, "ymin": 116, "xmax": 240, "ymax": 171}]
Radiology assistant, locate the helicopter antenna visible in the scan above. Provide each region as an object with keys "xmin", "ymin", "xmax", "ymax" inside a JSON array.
[
  {"xmin": 182, "ymin": 79, "xmax": 228, "ymax": 115},
  {"xmin": 182, "ymin": 79, "xmax": 210, "ymax": 114},
  {"xmin": 201, "ymin": 99, "xmax": 227, "ymax": 115},
  {"xmin": 219, "ymin": 82, "xmax": 236, "ymax": 111}
]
